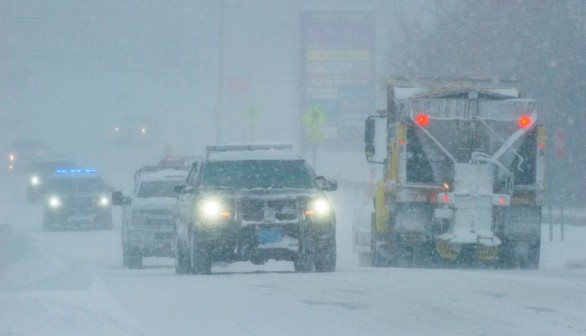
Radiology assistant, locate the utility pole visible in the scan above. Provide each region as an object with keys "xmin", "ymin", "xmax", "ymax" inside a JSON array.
[{"xmin": 215, "ymin": 0, "xmax": 225, "ymax": 145}]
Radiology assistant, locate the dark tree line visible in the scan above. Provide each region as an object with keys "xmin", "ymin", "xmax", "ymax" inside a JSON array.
[{"xmin": 392, "ymin": 0, "xmax": 586, "ymax": 205}]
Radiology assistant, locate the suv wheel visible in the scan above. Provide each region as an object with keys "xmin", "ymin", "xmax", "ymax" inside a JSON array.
[
  {"xmin": 189, "ymin": 229, "xmax": 212, "ymax": 275},
  {"xmin": 293, "ymin": 256, "xmax": 314, "ymax": 272},
  {"xmin": 175, "ymin": 232, "xmax": 192, "ymax": 274},
  {"xmin": 314, "ymin": 239, "xmax": 336, "ymax": 272}
]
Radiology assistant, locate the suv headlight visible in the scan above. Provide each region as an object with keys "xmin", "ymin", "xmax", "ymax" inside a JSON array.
[
  {"xmin": 30, "ymin": 175, "xmax": 41, "ymax": 186},
  {"xmin": 197, "ymin": 198, "xmax": 231, "ymax": 221},
  {"xmin": 98, "ymin": 196, "xmax": 110, "ymax": 207},
  {"xmin": 48, "ymin": 195, "xmax": 62, "ymax": 209},
  {"xmin": 305, "ymin": 198, "xmax": 333, "ymax": 219}
]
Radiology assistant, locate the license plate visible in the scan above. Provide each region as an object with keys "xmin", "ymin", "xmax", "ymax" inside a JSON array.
[{"xmin": 257, "ymin": 227, "xmax": 283, "ymax": 244}]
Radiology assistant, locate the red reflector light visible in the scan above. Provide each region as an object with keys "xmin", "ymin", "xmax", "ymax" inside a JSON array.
[
  {"xmin": 538, "ymin": 143, "xmax": 545, "ymax": 149},
  {"xmin": 399, "ymin": 139, "xmax": 405, "ymax": 145},
  {"xmin": 499, "ymin": 196, "xmax": 505, "ymax": 205},
  {"xmin": 443, "ymin": 193, "xmax": 449, "ymax": 203},
  {"xmin": 415, "ymin": 113, "xmax": 429, "ymax": 127},
  {"xmin": 518, "ymin": 115, "xmax": 532, "ymax": 128}
]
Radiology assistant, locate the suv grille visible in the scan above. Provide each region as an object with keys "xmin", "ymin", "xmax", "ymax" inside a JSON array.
[
  {"xmin": 240, "ymin": 198, "xmax": 298, "ymax": 222},
  {"xmin": 63, "ymin": 197, "xmax": 94, "ymax": 208}
]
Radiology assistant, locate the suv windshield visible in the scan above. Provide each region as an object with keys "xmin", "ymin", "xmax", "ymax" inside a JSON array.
[
  {"xmin": 137, "ymin": 180, "xmax": 180, "ymax": 198},
  {"xmin": 202, "ymin": 160, "xmax": 314, "ymax": 189},
  {"xmin": 48, "ymin": 177, "xmax": 107, "ymax": 193}
]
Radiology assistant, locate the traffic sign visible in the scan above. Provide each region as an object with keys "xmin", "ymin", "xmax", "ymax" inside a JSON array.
[{"xmin": 302, "ymin": 106, "xmax": 327, "ymax": 143}]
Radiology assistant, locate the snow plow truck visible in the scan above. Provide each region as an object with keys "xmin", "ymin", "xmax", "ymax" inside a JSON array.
[{"xmin": 353, "ymin": 76, "xmax": 546, "ymax": 268}]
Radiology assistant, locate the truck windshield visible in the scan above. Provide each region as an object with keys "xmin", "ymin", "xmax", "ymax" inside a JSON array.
[
  {"xmin": 137, "ymin": 181, "xmax": 180, "ymax": 198},
  {"xmin": 203, "ymin": 160, "xmax": 314, "ymax": 190},
  {"xmin": 48, "ymin": 177, "xmax": 107, "ymax": 193}
]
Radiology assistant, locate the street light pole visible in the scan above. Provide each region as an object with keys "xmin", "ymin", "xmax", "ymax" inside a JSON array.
[{"xmin": 215, "ymin": 0, "xmax": 225, "ymax": 145}]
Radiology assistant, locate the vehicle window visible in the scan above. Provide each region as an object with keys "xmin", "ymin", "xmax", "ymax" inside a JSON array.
[
  {"xmin": 48, "ymin": 177, "xmax": 107, "ymax": 192},
  {"xmin": 202, "ymin": 160, "xmax": 314, "ymax": 189},
  {"xmin": 137, "ymin": 181, "xmax": 180, "ymax": 198},
  {"xmin": 186, "ymin": 163, "xmax": 199, "ymax": 187}
]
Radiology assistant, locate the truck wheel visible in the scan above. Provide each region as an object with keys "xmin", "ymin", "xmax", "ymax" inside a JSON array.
[
  {"xmin": 124, "ymin": 246, "xmax": 143, "ymax": 269},
  {"xmin": 174, "ymin": 234, "xmax": 192, "ymax": 274},
  {"xmin": 293, "ymin": 257, "xmax": 314, "ymax": 272},
  {"xmin": 314, "ymin": 242, "xmax": 336, "ymax": 272},
  {"xmin": 189, "ymin": 230, "xmax": 211, "ymax": 275},
  {"xmin": 357, "ymin": 253, "xmax": 373, "ymax": 267},
  {"xmin": 372, "ymin": 247, "xmax": 389, "ymax": 267},
  {"xmin": 520, "ymin": 241, "xmax": 540, "ymax": 269},
  {"xmin": 498, "ymin": 240, "xmax": 540, "ymax": 269}
]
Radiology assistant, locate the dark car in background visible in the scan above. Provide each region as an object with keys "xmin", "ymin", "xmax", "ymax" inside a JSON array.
[
  {"xmin": 7, "ymin": 139, "xmax": 49, "ymax": 173},
  {"xmin": 110, "ymin": 114, "xmax": 158, "ymax": 146}
]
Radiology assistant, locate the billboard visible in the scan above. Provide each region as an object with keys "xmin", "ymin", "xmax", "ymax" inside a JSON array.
[{"xmin": 300, "ymin": 9, "xmax": 376, "ymax": 150}]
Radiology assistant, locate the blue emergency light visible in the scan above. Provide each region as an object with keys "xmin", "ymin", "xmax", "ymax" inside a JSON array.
[{"xmin": 55, "ymin": 168, "xmax": 97, "ymax": 174}]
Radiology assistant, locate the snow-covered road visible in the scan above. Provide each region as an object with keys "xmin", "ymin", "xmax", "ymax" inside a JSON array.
[{"xmin": 1, "ymin": 173, "xmax": 585, "ymax": 336}]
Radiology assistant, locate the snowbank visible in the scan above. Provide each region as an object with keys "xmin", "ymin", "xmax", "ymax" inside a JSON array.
[
  {"xmin": 0, "ymin": 224, "xmax": 72, "ymax": 292},
  {"xmin": 0, "ymin": 224, "xmax": 151, "ymax": 336}
]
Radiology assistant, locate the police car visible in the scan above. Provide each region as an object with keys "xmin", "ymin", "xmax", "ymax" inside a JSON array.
[
  {"xmin": 26, "ymin": 157, "xmax": 75, "ymax": 203},
  {"xmin": 42, "ymin": 168, "xmax": 113, "ymax": 230},
  {"xmin": 173, "ymin": 144, "xmax": 337, "ymax": 275},
  {"xmin": 115, "ymin": 164, "xmax": 192, "ymax": 269}
]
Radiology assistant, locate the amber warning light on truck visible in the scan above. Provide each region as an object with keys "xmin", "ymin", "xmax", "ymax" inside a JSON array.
[
  {"xmin": 518, "ymin": 115, "xmax": 532, "ymax": 128},
  {"xmin": 415, "ymin": 113, "xmax": 429, "ymax": 127}
]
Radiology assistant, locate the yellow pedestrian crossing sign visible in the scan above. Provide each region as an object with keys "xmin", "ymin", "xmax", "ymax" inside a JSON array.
[
  {"xmin": 303, "ymin": 106, "xmax": 327, "ymax": 143},
  {"xmin": 303, "ymin": 106, "xmax": 326, "ymax": 129}
]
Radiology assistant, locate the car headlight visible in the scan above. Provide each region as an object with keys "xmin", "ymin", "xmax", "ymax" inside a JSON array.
[
  {"xmin": 198, "ymin": 198, "xmax": 230, "ymax": 221},
  {"xmin": 305, "ymin": 198, "xmax": 333, "ymax": 219},
  {"xmin": 48, "ymin": 195, "xmax": 62, "ymax": 209},
  {"xmin": 30, "ymin": 175, "xmax": 41, "ymax": 186},
  {"xmin": 98, "ymin": 196, "xmax": 110, "ymax": 207}
]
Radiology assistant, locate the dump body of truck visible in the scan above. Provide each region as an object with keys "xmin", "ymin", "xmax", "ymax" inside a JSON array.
[{"xmin": 356, "ymin": 76, "xmax": 545, "ymax": 268}]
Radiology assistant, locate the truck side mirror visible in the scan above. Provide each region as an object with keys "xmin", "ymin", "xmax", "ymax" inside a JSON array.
[
  {"xmin": 364, "ymin": 115, "xmax": 387, "ymax": 164},
  {"xmin": 315, "ymin": 176, "xmax": 337, "ymax": 191},
  {"xmin": 174, "ymin": 184, "xmax": 185, "ymax": 194},
  {"xmin": 365, "ymin": 118, "xmax": 375, "ymax": 145},
  {"xmin": 175, "ymin": 184, "xmax": 194, "ymax": 194},
  {"xmin": 112, "ymin": 191, "xmax": 128, "ymax": 206}
]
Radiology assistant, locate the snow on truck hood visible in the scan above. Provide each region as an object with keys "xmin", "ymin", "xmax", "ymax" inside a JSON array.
[
  {"xmin": 132, "ymin": 197, "xmax": 177, "ymax": 210},
  {"xmin": 202, "ymin": 188, "xmax": 325, "ymax": 200}
]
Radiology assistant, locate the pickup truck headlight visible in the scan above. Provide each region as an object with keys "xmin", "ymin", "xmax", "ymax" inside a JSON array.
[
  {"xmin": 97, "ymin": 196, "xmax": 110, "ymax": 207},
  {"xmin": 305, "ymin": 198, "xmax": 333, "ymax": 219},
  {"xmin": 198, "ymin": 198, "xmax": 231, "ymax": 221},
  {"xmin": 48, "ymin": 195, "xmax": 62, "ymax": 209}
]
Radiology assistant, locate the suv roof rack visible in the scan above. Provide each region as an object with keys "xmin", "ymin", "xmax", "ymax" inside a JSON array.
[{"xmin": 206, "ymin": 143, "xmax": 293, "ymax": 157}]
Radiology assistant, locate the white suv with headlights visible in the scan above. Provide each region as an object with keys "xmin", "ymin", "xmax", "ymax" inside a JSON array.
[
  {"xmin": 173, "ymin": 144, "xmax": 337, "ymax": 275},
  {"xmin": 116, "ymin": 166, "xmax": 190, "ymax": 268}
]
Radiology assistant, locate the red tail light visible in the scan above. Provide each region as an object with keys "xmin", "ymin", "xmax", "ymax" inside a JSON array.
[
  {"xmin": 443, "ymin": 193, "xmax": 449, "ymax": 203},
  {"xmin": 415, "ymin": 113, "xmax": 429, "ymax": 127},
  {"xmin": 518, "ymin": 115, "xmax": 532, "ymax": 128}
]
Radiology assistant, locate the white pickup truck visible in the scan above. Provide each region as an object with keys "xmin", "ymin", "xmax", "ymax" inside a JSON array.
[{"xmin": 116, "ymin": 166, "xmax": 191, "ymax": 268}]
